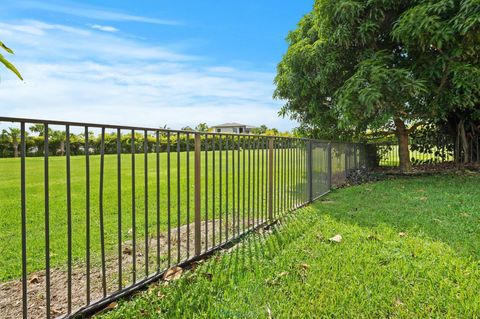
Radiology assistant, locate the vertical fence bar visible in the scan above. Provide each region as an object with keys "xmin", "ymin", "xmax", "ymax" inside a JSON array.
[
  {"xmin": 66, "ymin": 125, "xmax": 72, "ymax": 314},
  {"xmin": 156, "ymin": 131, "xmax": 160, "ymax": 271},
  {"xmin": 253, "ymin": 138, "xmax": 257, "ymax": 226},
  {"xmin": 307, "ymin": 140, "xmax": 313, "ymax": 202},
  {"xmin": 99, "ymin": 128, "xmax": 107, "ymax": 297},
  {"xmin": 261, "ymin": 138, "xmax": 265, "ymax": 222},
  {"xmin": 232, "ymin": 136, "xmax": 235, "ymax": 237},
  {"xmin": 167, "ymin": 132, "xmax": 171, "ymax": 266},
  {"xmin": 212, "ymin": 135, "xmax": 216, "ymax": 247},
  {"xmin": 287, "ymin": 139, "xmax": 291, "ymax": 211},
  {"xmin": 282, "ymin": 139, "xmax": 286, "ymax": 213},
  {"xmin": 117, "ymin": 129, "xmax": 122, "ymax": 289},
  {"xmin": 276, "ymin": 139, "xmax": 280, "ymax": 214},
  {"xmin": 292, "ymin": 140, "xmax": 295, "ymax": 208},
  {"xmin": 327, "ymin": 143, "xmax": 332, "ymax": 189},
  {"xmin": 294, "ymin": 140, "xmax": 298, "ymax": 208},
  {"xmin": 20, "ymin": 122, "xmax": 27, "ymax": 319},
  {"xmin": 247, "ymin": 136, "xmax": 251, "ymax": 228},
  {"xmin": 477, "ymin": 136, "xmax": 479, "ymax": 163},
  {"xmin": 242, "ymin": 136, "xmax": 246, "ymax": 232},
  {"xmin": 85, "ymin": 126, "xmax": 91, "ymax": 305},
  {"xmin": 186, "ymin": 133, "xmax": 190, "ymax": 259},
  {"xmin": 219, "ymin": 136, "xmax": 223, "ymax": 243},
  {"xmin": 194, "ymin": 133, "xmax": 202, "ymax": 256},
  {"xmin": 204, "ymin": 134, "xmax": 208, "ymax": 251},
  {"xmin": 305, "ymin": 141, "xmax": 308, "ymax": 201},
  {"xmin": 268, "ymin": 138, "xmax": 274, "ymax": 221},
  {"xmin": 237, "ymin": 135, "xmax": 241, "ymax": 235},
  {"xmin": 131, "ymin": 130, "xmax": 137, "ymax": 283},
  {"xmin": 144, "ymin": 130, "xmax": 149, "ymax": 276},
  {"xmin": 177, "ymin": 132, "xmax": 181, "ymax": 262},
  {"xmin": 44, "ymin": 123, "xmax": 51, "ymax": 319},
  {"xmin": 225, "ymin": 136, "xmax": 229, "ymax": 240}
]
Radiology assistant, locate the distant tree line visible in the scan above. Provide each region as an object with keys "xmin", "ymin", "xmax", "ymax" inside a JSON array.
[{"xmin": 0, "ymin": 124, "xmax": 293, "ymax": 158}]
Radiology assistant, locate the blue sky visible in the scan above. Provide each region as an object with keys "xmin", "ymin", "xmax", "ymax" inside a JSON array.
[{"xmin": 0, "ymin": 1, "xmax": 312, "ymax": 130}]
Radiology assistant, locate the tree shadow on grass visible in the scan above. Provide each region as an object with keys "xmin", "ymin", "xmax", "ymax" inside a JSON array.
[{"xmin": 312, "ymin": 174, "xmax": 480, "ymax": 260}]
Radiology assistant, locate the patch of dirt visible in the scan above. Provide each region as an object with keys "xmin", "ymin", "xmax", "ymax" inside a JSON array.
[{"xmin": 0, "ymin": 218, "xmax": 265, "ymax": 319}]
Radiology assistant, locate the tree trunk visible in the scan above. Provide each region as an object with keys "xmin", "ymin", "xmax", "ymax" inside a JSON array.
[
  {"xmin": 394, "ymin": 118, "xmax": 412, "ymax": 172},
  {"xmin": 458, "ymin": 120, "xmax": 469, "ymax": 164},
  {"xmin": 13, "ymin": 141, "xmax": 19, "ymax": 158},
  {"xmin": 60, "ymin": 140, "xmax": 65, "ymax": 156}
]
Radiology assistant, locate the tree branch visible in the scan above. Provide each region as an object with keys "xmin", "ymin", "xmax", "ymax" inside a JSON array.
[{"xmin": 407, "ymin": 122, "xmax": 426, "ymax": 133}]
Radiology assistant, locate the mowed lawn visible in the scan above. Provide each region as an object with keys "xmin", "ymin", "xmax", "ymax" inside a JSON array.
[
  {"xmin": 0, "ymin": 150, "xmax": 310, "ymax": 282},
  {"xmin": 99, "ymin": 173, "xmax": 480, "ymax": 318}
]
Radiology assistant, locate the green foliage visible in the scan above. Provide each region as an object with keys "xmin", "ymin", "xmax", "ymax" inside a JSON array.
[
  {"xmin": 275, "ymin": 0, "xmax": 479, "ymax": 139},
  {"xmin": 195, "ymin": 123, "xmax": 209, "ymax": 132},
  {"xmin": 0, "ymin": 41, "xmax": 22, "ymax": 80},
  {"xmin": 250, "ymin": 124, "xmax": 268, "ymax": 134}
]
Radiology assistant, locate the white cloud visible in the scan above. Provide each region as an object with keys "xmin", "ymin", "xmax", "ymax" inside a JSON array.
[
  {"xmin": 0, "ymin": 20, "xmax": 294, "ymax": 131},
  {"xmin": 17, "ymin": 1, "xmax": 181, "ymax": 26},
  {"xmin": 89, "ymin": 24, "xmax": 118, "ymax": 33}
]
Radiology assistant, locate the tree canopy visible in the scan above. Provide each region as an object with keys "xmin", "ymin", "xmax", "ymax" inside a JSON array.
[{"xmin": 275, "ymin": 0, "xmax": 479, "ymax": 171}]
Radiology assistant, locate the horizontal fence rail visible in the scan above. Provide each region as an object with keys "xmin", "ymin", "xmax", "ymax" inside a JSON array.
[{"xmin": 0, "ymin": 117, "xmax": 365, "ymax": 319}]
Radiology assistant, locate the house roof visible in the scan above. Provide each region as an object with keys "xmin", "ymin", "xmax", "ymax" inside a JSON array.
[{"xmin": 212, "ymin": 122, "xmax": 253, "ymax": 128}]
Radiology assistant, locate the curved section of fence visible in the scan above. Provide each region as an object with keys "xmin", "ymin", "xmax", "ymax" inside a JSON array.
[{"xmin": 0, "ymin": 117, "xmax": 365, "ymax": 319}]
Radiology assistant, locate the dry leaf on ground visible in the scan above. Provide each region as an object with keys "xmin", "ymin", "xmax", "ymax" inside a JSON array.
[
  {"xmin": 29, "ymin": 276, "xmax": 39, "ymax": 284},
  {"xmin": 163, "ymin": 266, "xmax": 183, "ymax": 282},
  {"xmin": 122, "ymin": 246, "xmax": 132, "ymax": 255},
  {"xmin": 299, "ymin": 263, "xmax": 310, "ymax": 270},
  {"xmin": 105, "ymin": 302, "xmax": 118, "ymax": 310}
]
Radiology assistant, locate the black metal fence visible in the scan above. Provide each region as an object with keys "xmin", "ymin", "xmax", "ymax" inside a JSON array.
[
  {"xmin": 370, "ymin": 133, "xmax": 480, "ymax": 168},
  {"xmin": 0, "ymin": 117, "xmax": 365, "ymax": 319}
]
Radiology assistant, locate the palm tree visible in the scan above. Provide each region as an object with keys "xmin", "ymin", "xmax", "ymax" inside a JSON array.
[
  {"xmin": 29, "ymin": 124, "xmax": 47, "ymax": 136},
  {"xmin": 51, "ymin": 130, "xmax": 67, "ymax": 156},
  {"xmin": 2, "ymin": 128, "xmax": 21, "ymax": 158},
  {"xmin": 0, "ymin": 41, "xmax": 22, "ymax": 80}
]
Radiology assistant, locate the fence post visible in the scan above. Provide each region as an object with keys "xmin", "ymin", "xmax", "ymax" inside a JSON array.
[
  {"xmin": 344, "ymin": 144, "xmax": 349, "ymax": 177},
  {"xmin": 477, "ymin": 136, "xmax": 479, "ymax": 163},
  {"xmin": 194, "ymin": 133, "xmax": 202, "ymax": 256},
  {"xmin": 353, "ymin": 144, "xmax": 358, "ymax": 169},
  {"xmin": 327, "ymin": 143, "xmax": 332, "ymax": 189},
  {"xmin": 307, "ymin": 140, "xmax": 313, "ymax": 202},
  {"xmin": 268, "ymin": 138, "xmax": 274, "ymax": 221}
]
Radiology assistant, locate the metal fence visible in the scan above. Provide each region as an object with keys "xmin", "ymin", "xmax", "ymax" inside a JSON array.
[
  {"xmin": 373, "ymin": 135, "xmax": 480, "ymax": 168},
  {"xmin": 0, "ymin": 117, "xmax": 365, "ymax": 319}
]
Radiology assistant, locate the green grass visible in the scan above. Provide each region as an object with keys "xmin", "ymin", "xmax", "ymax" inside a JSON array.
[
  {"xmin": 0, "ymin": 150, "xmax": 311, "ymax": 282},
  {"xmin": 98, "ymin": 173, "xmax": 480, "ymax": 318}
]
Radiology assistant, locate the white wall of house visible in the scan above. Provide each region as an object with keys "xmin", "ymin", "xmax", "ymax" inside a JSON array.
[{"xmin": 214, "ymin": 126, "xmax": 248, "ymax": 133}]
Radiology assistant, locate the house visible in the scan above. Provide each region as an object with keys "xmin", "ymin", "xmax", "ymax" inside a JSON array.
[{"xmin": 211, "ymin": 123, "xmax": 256, "ymax": 134}]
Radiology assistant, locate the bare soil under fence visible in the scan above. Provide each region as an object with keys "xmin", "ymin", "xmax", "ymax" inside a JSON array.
[{"xmin": 0, "ymin": 219, "xmax": 265, "ymax": 319}]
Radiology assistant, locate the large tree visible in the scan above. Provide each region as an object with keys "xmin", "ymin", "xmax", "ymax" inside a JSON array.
[
  {"xmin": 394, "ymin": 0, "xmax": 480, "ymax": 164},
  {"xmin": 275, "ymin": 0, "xmax": 479, "ymax": 171}
]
